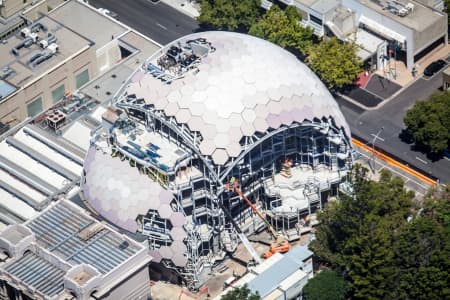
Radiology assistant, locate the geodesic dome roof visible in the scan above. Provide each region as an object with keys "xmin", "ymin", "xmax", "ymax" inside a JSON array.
[
  {"xmin": 124, "ymin": 31, "xmax": 350, "ymax": 165},
  {"xmin": 83, "ymin": 147, "xmax": 186, "ymax": 233}
]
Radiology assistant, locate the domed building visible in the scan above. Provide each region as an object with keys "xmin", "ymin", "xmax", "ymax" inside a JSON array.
[{"xmin": 82, "ymin": 32, "xmax": 352, "ymax": 289}]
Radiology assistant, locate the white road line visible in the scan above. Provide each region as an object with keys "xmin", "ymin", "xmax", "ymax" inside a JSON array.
[
  {"xmin": 356, "ymin": 151, "xmax": 430, "ymax": 190},
  {"xmin": 156, "ymin": 23, "xmax": 167, "ymax": 30},
  {"xmin": 444, "ymin": 156, "xmax": 450, "ymax": 161},
  {"xmin": 370, "ymin": 133, "xmax": 385, "ymax": 142},
  {"xmin": 415, "ymin": 156, "xmax": 428, "ymax": 164}
]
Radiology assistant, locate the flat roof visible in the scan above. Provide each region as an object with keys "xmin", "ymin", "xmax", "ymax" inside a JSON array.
[
  {"xmin": 0, "ymin": 16, "xmax": 90, "ymax": 89},
  {"xmin": 294, "ymin": 0, "xmax": 320, "ymax": 8},
  {"xmin": 81, "ymin": 31, "xmax": 161, "ymax": 103},
  {"xmin": 359, "ymin": 0, "xmax": 445, "ymax": 31},
  {"xmin": 81, "ymin": 63, "xmax": 135, "ymax": 103},
  {"xmin": 50, "ymin": 0, "xmax": 127, "ymax": 48},
  {"xmin": 62, "ymin": 121, "xmax": 92, "ymax": 151},
  {"xmin": 310, "ymin": 0, "xmax": 340, "ymax": 13},
  {"xmin": 26, "ymin": 200, "xmax": 143, "ymax": 274},
  {"xmin": 120, "ymin": 31, "xmax": 161, "ymax": 65}
]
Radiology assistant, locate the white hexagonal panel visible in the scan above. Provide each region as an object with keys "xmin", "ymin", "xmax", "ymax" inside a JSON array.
[{"xmin": 82, "ymin": 147, "xmax": 175, "ymax": 233}]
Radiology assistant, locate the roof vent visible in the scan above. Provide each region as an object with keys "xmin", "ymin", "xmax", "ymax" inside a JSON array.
[{"xmin": 78, "ymin": 223, "xmax": 104, "ymax": 241}]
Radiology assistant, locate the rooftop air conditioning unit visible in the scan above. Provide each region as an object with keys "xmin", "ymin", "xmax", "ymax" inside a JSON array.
[
  {"xmin": 20, "ymin": 28, "xmax": 30, "ymax": 38},
  {"xmin": 39, "ymin": 39, "xmax": 48, "ymax": 49},
  {"xmin": 47, "ymin": 43, "xmax": 58, "ymax": 54},
  {"xmin": 29, "ymin": 32, "xmax": 39, "ymax": 43}
]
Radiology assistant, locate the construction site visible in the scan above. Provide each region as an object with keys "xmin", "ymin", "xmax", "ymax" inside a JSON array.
[{"xmin": 81, "ymin": 31, "xmax": 353, "ymax": 291}]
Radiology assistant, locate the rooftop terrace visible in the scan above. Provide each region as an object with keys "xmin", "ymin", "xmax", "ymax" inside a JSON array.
[{"xmin": 113, "ymin": 121, "xmax": 190, "ymax": 173}]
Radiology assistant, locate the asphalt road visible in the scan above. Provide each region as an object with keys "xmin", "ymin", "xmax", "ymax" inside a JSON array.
[
  {"xmin": 88, "ymin": 0, "xmax": 200, "ymax": 45},
  {"xmin": 338, "ymin": 67, "xmax": 450, "ymax": 183}
]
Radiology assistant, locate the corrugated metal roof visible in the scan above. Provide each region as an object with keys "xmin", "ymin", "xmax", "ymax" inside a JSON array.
[
  {"xmin": 26, "ymin": 201, "xmax": 141, "ymax": 274},
  {"xmin": 247, "ymin": 245, "xmax": 313, "ymax": 297},
  {"xmin": 248, "ymin": 256, "xmax": 299, "ymax": 298},
  {"xmin": 4, "ymin": 252, "xmax": 65, "ymax": 297},
  {"xmin": 283, "ymin": 245, "xmax": 313, "ymax": 265}
]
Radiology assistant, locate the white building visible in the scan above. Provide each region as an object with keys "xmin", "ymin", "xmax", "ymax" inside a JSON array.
[
  {"xmin": 216, "ymin": 245, "xmax": 313, "ymax": 300},
  {"xmin": 275, "ymin": 0, "xmax": 447, "ymax": 71}
]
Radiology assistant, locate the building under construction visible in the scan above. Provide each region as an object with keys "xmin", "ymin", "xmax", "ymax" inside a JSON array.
[{"xmin": 82, "ymin": 31, "xmax": 353, "ymax": 289}]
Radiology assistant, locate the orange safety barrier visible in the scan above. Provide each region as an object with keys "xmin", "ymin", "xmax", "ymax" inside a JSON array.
[{"xmin": 351, "ymin": 137, "xmax": 437, "ymax": 187}]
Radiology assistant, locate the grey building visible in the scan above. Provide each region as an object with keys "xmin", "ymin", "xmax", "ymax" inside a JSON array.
[
  {"xmin": 0, "ymin": 0, "xmax": 127, "ymax": 127},
  {"xmin": 276, "ymin": 0, "xmax": 448, "ymax": 71},
  {"xmin": 0, "ymin": 200, "xmax": 152, "ymax": 300}
]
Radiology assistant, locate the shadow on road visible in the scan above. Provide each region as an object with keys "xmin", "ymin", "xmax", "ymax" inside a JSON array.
[{"xmin": 399, "ymin": 129, "xmax": 446, "ymax": 162}]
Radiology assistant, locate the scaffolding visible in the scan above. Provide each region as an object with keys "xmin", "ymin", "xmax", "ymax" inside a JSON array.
[{"xmin": 94, "ymin": 85, "xmax": 354, "ymax": 290}]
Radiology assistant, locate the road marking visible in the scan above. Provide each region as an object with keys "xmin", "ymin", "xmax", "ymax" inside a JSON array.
[
  {"xmin": 444, "ymin": 156, "xmax": 450, "ymax": 161},
  {"xmin": 370, "ymin": 133, "xmax": 385, "ymax": 142},
  {"xmin": 156, "ymin": 23, "xmax": 167, "ymax": 30},
  {"xmin": 415, "ymin": 156, "xmax": 428, "ymax": 164},
  {"xmin": 352, "ymin": 138, "xmax": 437, "ymax": 186}
]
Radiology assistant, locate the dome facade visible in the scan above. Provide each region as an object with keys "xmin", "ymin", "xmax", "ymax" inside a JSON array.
[
  {"xmin": 83, "ymin": 31, "xmax": 353, "ymax": 290},
  {"xmin": 124, "ymin": 31, "xmax": 350, "ymax": 165}
]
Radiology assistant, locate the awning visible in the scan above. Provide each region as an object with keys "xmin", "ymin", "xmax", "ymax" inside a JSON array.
[{"xmin": 359, "ymin": 15, "xmax": 406, "ymax": 44}]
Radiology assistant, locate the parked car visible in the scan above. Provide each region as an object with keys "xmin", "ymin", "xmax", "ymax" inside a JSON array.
[{"xmin": 423, "ymin": 59, "xmax": 446, "ymax": 76}]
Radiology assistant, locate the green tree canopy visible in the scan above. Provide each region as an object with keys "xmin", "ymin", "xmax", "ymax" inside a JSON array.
[
  {"xmin": 220, "ymin": 284, "xmax": 260, "ymax": 300},
  {"xmin": 198, "ymin": 0, "xmax": 261, "ymax": 31},
  {"xmin": 404, "ymin": 92, "xmax": 450, "ymax": 153},
  {"xmin": 310, "ymin": 165, "xmax": 450, "ymax": 299},
  {"xmin": 303, "ymin": 270, "xmax": 349, "ymax": 300},
  {"xmin": 306, "ymin": 37, "xmax": 362, "ymax": 89},
  {"xmin": 249, "ymin": 5, "xmax": 313, "ymax": 53}
]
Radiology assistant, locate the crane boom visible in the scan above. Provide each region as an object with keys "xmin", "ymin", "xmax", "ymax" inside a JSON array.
[{"xmin": 233, "ymin": 184, "xmax": 279, "ymax": 239}]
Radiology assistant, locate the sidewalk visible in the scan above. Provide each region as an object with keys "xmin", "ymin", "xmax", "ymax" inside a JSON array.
[
  {"xmin": 162, "ymin": 0, "xmax": 200, "ymax": 18},
  {"xmin": 374, "ymin": 44, "xmax": 450, "ymax": 87}
]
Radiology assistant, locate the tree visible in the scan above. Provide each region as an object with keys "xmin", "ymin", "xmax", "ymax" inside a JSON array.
[
  {"xmin": 303, "ymin": 270, "xmax": 349, "ymax": 300},
  {"xmin": 444, "ymin": 0, "xmax": 450, "ymax": 22},
  {"xmin": 306, "ymin": 37, "xmax": 362, "ymax": 89},
  {"xmin": 392, "ymin": 186, "xmax": 450, "ymax": 299},
  {"xmin": 221, "ymin": 284, "xmax": 260, "ymax": 300},
  {"xmin": 249, "ymin": 5, "xmax": 313, "ymax": 54},
  {"xmin": 198, "ymin": 0, "xmax": 261, "ymax": 31},
  {"xmin": 310, "ymin": 165, "xmax": 450, "ymax": 299},
  {"xmin": 404, "ymin": 92, "xmax": 450, "ymax": 153}
]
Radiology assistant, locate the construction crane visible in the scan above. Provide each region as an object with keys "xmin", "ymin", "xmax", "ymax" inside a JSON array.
[{"xmin": 225, "ymin": 177, "xmax": 291, "ymax": 259}]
